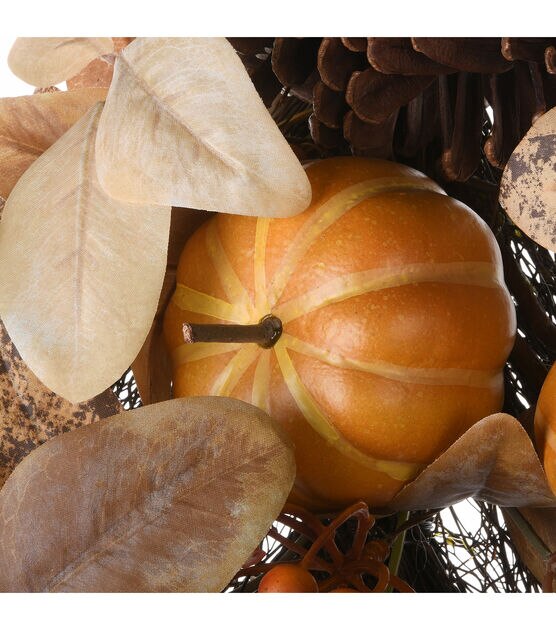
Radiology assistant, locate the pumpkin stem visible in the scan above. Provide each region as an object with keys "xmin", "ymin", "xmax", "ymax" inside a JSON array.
[{"xmin": 182, "ymin": 314, "xmax": 283, "ymax": 349}]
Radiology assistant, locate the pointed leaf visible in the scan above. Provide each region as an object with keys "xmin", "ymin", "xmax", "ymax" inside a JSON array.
[
  {"xmin": 0, "ymin": 319, "xmax": 121, "ymax": 489},
  {"xmin": 388, "ymin": 414, "xmax": 556, "ymax": 512},
  {"xmin": 0, "ymin": 103, "xmax": 171, "ymax": 402},
  {"xmin": 0, "ymin": 396, "xmax": 295, "ymax": 592},
  {"xmin": 8, "ymin": 38, "xmax": 114, "ymax": 87},
  {"xmin": 499, "ymin": 106, "xmax": 556, "ymax": 252},
  {"xmin": 95, "ymin": 37, "xmax": 312, "ymax": 216},
  {"xmin": 0, "ymin": 88, "xmax": 107, "ymax": 199}
]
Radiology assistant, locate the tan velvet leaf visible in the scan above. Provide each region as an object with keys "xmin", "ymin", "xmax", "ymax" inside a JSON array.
[
  {"xmin": 95, "ymin": 37, "xmax": 312, "ymax": 216},
  {"xmin": 387, "ymin": 414, "xmax": 556, "ymax": 512},
  {"xmin": 8, "ymin": 38, "xmax": 114, "ymax": 87},
  {"xmin": 0, "ymin": 319, "xmax": 121, "ymax": 489},
  {"xmin": 499, "ymin": 106, "xmax": 556, "ymax": 252},
  {"xmin": 0, "ymin": 396, "xmax": 295, "ymax": 592},
  {"xmin": 0, "ymin": 103, "xmax": 171, "ymax": 403},
  {"xmin": 0, "ymin": 88, "xmax": 107, "ymax": 199}
]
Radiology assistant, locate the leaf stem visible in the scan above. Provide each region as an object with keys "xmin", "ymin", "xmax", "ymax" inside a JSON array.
[{"xmin": 387, "ymin": 510, "xmax": 410, "ymax": 592}]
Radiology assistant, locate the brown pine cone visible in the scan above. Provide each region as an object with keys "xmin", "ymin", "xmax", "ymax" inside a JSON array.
[{"xmin": 229, "ymin": 37, "xmax": 556, "ymax": 182}]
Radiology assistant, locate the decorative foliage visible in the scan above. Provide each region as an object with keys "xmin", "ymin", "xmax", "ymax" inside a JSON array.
[
  {"xmin": 234, "ymin": 501, "xmax": 414, "ymax": 592},
  {"xmin": 0, "ymin": 104, "xmax": 171, "ymax": 402},
  {"xmin": 0, "ymin": 319, "xmax": 121, "ymax": 489},
  {"xmin": 8, "ymin": 38, "xmax": 114, "ymax": 87},
  {"xmin": 0, "ymin": 88, "xmax": 107, "ymax": 198},
  {"xmin": 499, "ymin": 106, "xmax": 556, "ymax": 252},
  {"xmin": 0, "ymin": 397, "xmax": 295, "ymax": 592},
  {"xmin": 95, "ymin": 37, "xmax": 312, "ymax": 216}
]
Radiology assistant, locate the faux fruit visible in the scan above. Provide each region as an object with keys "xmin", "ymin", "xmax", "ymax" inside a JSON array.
[
  {"xmin": 534, "ymin": 364, "xmax": 556, "ymax": 494},
  {"xmin": 163, "ymin": 156, "xmax": 516, "ymax": 510},
  {"xmin": 258, "ymin": 564, "xmax": 319, "ymax": 593}
]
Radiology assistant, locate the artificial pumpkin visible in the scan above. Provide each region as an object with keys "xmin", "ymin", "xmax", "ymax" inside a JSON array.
[
  {"xmin": 534, "ymin": 364, "xmax": 556, "ymax": 495},
  {"xmin": 163, "ymin": 157, "xmax": 516, "ymax": 511}
]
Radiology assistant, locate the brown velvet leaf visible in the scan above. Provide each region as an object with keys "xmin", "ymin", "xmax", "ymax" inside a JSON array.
[
  {"xmin": 0, "ymin": 88, "xmax": 107, "ymax": 199},
  {"xmin": 0, "ymin": 319, "xmax": 121, "ymax": 490},
  {"xmin": 66, "ymin": 56, "xmax": 115, "ymax": 90},
  {"xmin": 499, "ymin": 106, "xmax": 556, "ymax": 252},
  {"xmin": 343, "ymin": 110, "xmax": 397, "ymax": 158},
  {"xmin": 318, "ymin": 38, "xmax": 367, "ymax": 92},
  {"xmin": 0, "ymin": 396, "xmax": 295, "ymax": 592},
  {"xmin": 313, "ymin": 80, "xmax": 348, "ymax": 128},
  {"xmin": 387, "ymin": 414, "xmax": 556, "ymax": 513}
]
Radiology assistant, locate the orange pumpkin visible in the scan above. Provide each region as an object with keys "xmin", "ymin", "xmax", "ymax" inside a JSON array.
[
  {"xmin": 163, "ymin": 157, "xmax": 516, "ymax": 510},
  {"xmin": 534, "ymin": 364, "xmax": 556, "ymax": 494}
]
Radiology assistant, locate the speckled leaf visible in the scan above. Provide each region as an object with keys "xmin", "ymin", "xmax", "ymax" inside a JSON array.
[
  {"xmin": 8, "ymin": 38, "xmax": 114, "ymax": 87},
  {"xmin": 0, "ymin": 319, "xmax": 121, "ymax": 489},
  {"xmin": 95, "ymin": 37, "xmax": 311, "ymax": 216},
  {"xmin": 0, "ymin": 103, "xmax": 171, "ymax": 402},
  {"xmin": 0, "ymin": 88, "xmax": 107, "ymax": 199},
  {"xmin": 66, "ymin": 38, "xmax": 135, "ymax": 91},
  {"xmin": 499, "ymin": 107, "xmax": 556, "ymax": 252},
  {"xmin": 388, "ymin": 414, "xmax": 556, "ymax": 512},
  {"xmin": 0, "ymin": 396, "xmax": 295, "ymax": 592}
]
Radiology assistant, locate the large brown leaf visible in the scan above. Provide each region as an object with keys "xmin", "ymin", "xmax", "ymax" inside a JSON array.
[
  {"xmin": 95, "ymin": 37, "xmax": 312, "ymax": 216},
  {"xmin": 387, "ymin": 413, "xmax": 556, "ymax": 512},
  {"xmin": 0, "ymin": 319, "xmax": 121, "ymax": 489},
  {"xmin": 8, "ymin": 38, "xmax": 114, "ymax": 87},
  {"xmin": 0, "ymin": 396, "xmax": 295, "ymax": 592},
  {"xmin": 0, "ymin": 103, "xmax": 171, "ymax": 402},
  {"xmin": 0, "ymin": 88, "xmax": 107, "ymax": 199}
]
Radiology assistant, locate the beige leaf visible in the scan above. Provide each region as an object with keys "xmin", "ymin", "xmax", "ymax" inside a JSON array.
[
  {"xmin": 66, "ymin": 56, "xmax": 115, "ymax": 90},
  {"xmin": 387, "ymin": 414, "xmax": 556, "ymax": 512},
  {"xmin": 0, "ymin": 88, "xmax": 107, "ymax": 199},
  {"xmin": 0, "ymin": 396, "xmax": 295, "ymax": 592},
  {"xmin": 0, "ymin": 103, "xmax": 171, "ymax": 403},
  {"xmin": 8, "ymin": 38, "xmax": 114, "ymax": 87},
  {"xmin": 499, "ymin": 106, "xmax": 556, "ymax": 252},
  {"xmin": 95, "ymin": 37, "xmax": 312, "ymax": 216}
]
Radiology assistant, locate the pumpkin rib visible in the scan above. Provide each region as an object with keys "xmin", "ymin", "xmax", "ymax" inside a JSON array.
[
  {"xmin": 266, "ymin": 176, "xmax": 445, "ymax": 306},
  {"xmin": 254, "ymin": 217, "xmax": 271, "ymax": 313},
  {"xmin": 274, "ymin": 341, "xmax": 421, "ymax": 481},
  {"xmin": 274, "ymin": 261, "xmax": 504, "ymax": 324},
  {"xmin": 210, "ymin": 345, "xmax": 261, "ymax": 396},
  {"xmin": 171, "ymin": 342, "xmax": 244, "ymax": 368},
  {"xmin": 281, "ymin": 333, "xmax": 503, "ymax": 388},
  {"xmin": 251, "ymin": 351, "xmax": 271, "ymax": 413},
  {"xmin": 205, "ymin": 220, "xmax": 255, "ymax": 315},
  {"xmin": 173, "ymin": 284, "xmax": 248, "ymax": 323}
]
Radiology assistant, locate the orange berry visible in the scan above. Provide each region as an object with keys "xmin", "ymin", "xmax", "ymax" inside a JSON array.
[{"xmin": 258, "ymin": 564, "xmax": 319, "ymax": 593}]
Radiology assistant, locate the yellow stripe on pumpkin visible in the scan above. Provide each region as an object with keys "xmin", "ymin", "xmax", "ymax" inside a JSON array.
[
  {"xmin": 172, "ymin": 284, "xmax": 249, "ymax": 323},
  {"xmin": 274, "ymin": 261, "xmax": 503, "ymax": 324},
  {"xmin": 205, "ymin": 219, "xmax": 255, "ymax": 317},
  {"xmin": 281, "ymin": 333, "xmax": 503, "ymax": 389},
  {"xmin": 267, "ymin": 176, "xmax": 445, "ymax": 306},
  {"xmin": 273, "ymin": 342, "xmax": 421, "ymax": 481},
  {"xmin": 254, "ymin": 217, "xmax": 271, "ymax": 314},
  {"xmin": 251, "ymin": 350, "xmax": 272, "ymax": 414},
  {"xmin": 171, "ymin": 341, "xmax": 243, "ymax": 368},
  {"xmin": 211, "ymin": 344, "xmax": 261, "ymax": 397}
]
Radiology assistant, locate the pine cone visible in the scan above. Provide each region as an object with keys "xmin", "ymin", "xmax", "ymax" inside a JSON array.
[{"xmin": 230, "ymin": 37, "xmax": 556, "ymax": 182}]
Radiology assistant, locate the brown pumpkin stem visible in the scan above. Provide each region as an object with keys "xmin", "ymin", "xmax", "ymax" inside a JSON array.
[{"xmin": 182, "ymin": 314, "xmax": 283, "ymax": 349}]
